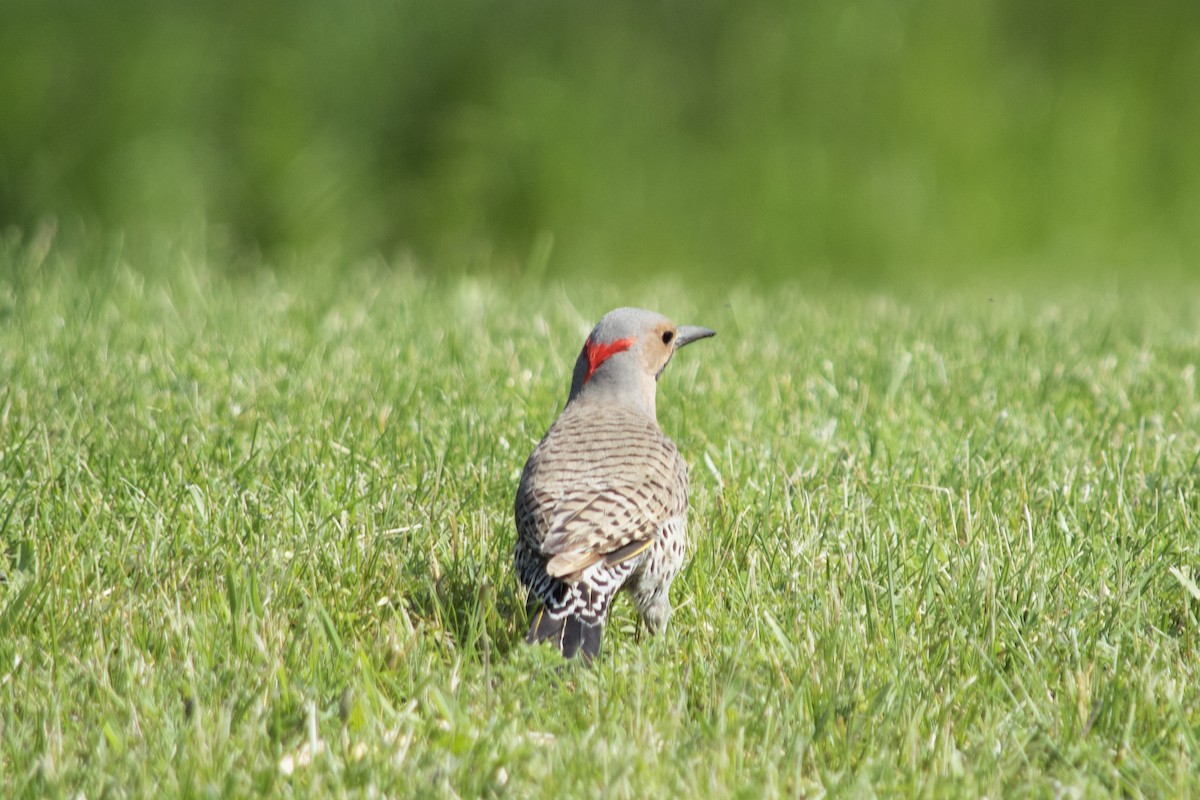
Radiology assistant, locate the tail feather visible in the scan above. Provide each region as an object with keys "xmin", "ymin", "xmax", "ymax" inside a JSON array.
[{"xmin": 526, "ymin": 607, "xmax": 604, "ymax": 661}]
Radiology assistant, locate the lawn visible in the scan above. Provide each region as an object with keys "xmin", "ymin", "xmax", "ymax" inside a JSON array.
[{"xmin": 1, "ymin": 237, "xmax": 1198, "ymax": 797}]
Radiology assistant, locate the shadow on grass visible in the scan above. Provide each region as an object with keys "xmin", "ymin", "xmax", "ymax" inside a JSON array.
[{"xmin": 403, "ymin": 555, "xmax": 529, "ymax": 662}]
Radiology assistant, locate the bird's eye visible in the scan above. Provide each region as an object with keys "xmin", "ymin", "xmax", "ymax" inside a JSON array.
[{"xmin": 662, "ymin": 330, "xmax": 674, "ymax": 345}]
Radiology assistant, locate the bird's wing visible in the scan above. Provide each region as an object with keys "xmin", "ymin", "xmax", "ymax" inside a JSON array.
[{"xmin": 538, "ymin": 475, "xmax": 684, "ymax": 579}]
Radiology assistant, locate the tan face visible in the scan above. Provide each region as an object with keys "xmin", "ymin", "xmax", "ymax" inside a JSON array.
[{"xmin": 643, "ymin": 320, "xmax": 679, "ymax": 380}]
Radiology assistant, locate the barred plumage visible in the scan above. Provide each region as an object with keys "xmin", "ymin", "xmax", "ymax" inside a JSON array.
[{"xmin": 513, "ymin": 307, "xmax": 714, "ymax": 661}]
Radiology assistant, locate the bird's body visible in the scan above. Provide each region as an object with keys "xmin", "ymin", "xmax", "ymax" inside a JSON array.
[{"xmin": 513, "ymin": 307, "xmax": 714, "ymax": 660}]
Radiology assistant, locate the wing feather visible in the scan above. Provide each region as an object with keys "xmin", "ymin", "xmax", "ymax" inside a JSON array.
[{"xmin": 514, "ymin": 404, "xmax": 689, "ymax": 581}]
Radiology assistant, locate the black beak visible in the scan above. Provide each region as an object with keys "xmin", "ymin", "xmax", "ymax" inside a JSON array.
[{"xmin": 674, "ymin": 325, "xmax": 716, "ymax": 348}]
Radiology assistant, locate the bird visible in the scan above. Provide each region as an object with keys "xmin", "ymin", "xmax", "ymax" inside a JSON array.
[{"xmin": 513, "ymin": 307, "xmax": 715, "ymax": 660}]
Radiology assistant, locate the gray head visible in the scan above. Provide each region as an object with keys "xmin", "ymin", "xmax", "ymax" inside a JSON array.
[{"xmin": 567, "ymin": 307, "xmax": 715, "ymax": 417}]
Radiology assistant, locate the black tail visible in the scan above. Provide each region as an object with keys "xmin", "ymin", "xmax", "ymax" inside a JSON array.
[{"xmin": 526, "ymin": 606, "xmax": 603, "ymax": 661}]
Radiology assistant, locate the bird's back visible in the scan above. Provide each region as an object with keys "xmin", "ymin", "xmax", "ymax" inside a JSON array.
[{"xmin": 514, "ymin": 400, "xmax": 688, "ymax": 573}]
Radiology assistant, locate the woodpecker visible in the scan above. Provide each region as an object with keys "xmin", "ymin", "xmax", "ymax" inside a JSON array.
[{"xmin": 513, "ymin": 307, "xmax": 715, "ymax": 660}]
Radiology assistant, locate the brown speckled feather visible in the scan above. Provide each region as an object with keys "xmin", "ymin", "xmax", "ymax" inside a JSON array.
[{"xmin": 515, "ymin": 400, "xmax": 688, "ymax": 579}]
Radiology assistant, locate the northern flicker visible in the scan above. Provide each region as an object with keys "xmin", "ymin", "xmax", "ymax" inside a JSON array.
[{"xmin": 513, "ymin": 307, "xmax": 715, "ymax": 660}]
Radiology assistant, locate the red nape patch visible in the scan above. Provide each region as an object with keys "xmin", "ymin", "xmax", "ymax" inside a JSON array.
[{"xmin": 584, "ymin": 336, "xmax": 635, "ymax": 383}]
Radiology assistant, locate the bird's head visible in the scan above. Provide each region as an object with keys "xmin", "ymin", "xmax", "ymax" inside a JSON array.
[{"xmin": 567, "ymin": 307, "xmax": 715, "ymax": 417}]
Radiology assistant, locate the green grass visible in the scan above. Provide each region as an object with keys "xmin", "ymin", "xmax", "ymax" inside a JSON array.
[{"xmin": 1, "ymin": 237, "xmax": 1198, "ymax": 797}]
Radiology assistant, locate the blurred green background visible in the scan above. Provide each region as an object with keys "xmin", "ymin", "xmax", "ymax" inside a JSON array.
[{"xmin": 2, "ymin": 0, "xmax": 1198, "ymax": 283}]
